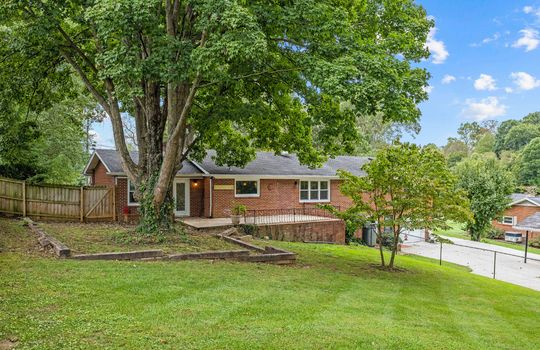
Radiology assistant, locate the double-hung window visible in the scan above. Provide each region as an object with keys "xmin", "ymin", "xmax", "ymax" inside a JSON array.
[
  {"xmin": 128, "ymin": 180, "xmax": 139, "ymax": 205},
  {"xmin": 300, "ymin": 180, "xmax": 329, "ymax": 202},
  {"xmin": 501, "ymin": 216, "xmax": 515, "ymax": 225}
]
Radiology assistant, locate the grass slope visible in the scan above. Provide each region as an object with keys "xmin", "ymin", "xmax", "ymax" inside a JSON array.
[
  {"xmin": 1, "ymin": 218, "xmax": 539, "ymax": 350},
  {"xmin": 38, "ymin": 222, "xmax": 240, "ymax": 254}
]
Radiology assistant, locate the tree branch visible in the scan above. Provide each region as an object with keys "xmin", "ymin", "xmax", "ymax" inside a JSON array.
[{"xmin": 60, "ymin": 50, "xmax": 110, "ymax": 114}]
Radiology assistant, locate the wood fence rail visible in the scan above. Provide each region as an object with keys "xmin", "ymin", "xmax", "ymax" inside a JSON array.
[{"xmin": 0, "ymin": 177, "xmax": 115, "ymax": 221}]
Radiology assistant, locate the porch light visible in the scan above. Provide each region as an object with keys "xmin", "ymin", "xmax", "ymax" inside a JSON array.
[{"xmin": 193, "ymin": 180, "xmax": 198, "ymax": 187}]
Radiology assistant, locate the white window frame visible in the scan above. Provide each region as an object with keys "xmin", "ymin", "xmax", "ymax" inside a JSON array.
[
  {"xmin": 299, "ymin": 179, "xmax": 330, "ymax": 203},
  {"xmin": 127, "ymin": 179, "xmax": 140, "ymax": 206},
  {"xmin": 234, "ymin": 178, "xmax": 260, "ymax": 198},
  {"xmin": 500, "ymin": 216, "xmax": 515, "ymax": 225}
]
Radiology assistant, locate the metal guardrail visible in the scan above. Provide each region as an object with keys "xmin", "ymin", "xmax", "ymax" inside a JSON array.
[
  {"xmin": 403, "ymin": 232, "xmax": 540, "ymax": 280},
  {"xmin": 244, "ymin": 206, "xmax": 340, "ymax": 225}
]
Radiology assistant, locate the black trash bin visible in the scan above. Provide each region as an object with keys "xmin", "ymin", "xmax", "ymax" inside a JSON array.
[{"xmin": 362, "ymin": 224, "xmax": 377, "ymax": 247}]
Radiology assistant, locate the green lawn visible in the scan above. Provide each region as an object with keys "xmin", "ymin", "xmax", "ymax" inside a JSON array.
[
  {"xmin": 1, "ymin": 217, "xmax": 539, "ymax": 350},
  {"xmin": 435, "ymin": 222, "xmax": 540, "ymax": 255}
]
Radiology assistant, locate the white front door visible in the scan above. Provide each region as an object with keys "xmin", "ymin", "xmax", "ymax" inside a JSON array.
[{"xmin": 173, "ymin": 179, "xmax": 190, "ymax": 217}]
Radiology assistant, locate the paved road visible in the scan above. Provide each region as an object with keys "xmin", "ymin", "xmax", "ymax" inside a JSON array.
[{"xmin": 401, "ymin": 230, "xmax": 540, "ymax": 291}]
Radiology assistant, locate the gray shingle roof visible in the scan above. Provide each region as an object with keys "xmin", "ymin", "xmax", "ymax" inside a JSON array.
[
  {"xmin": 510, "ymin": 193, "xmax": 540, "ymax": 205},
  {"xmin": 94, "ymin": 149, "xmax": 202, "ymax": 175},
  {"xmin": 514, "ymin": 212, "xmax": 540, "ymax": 232},
  {"xmin": 199, "ymin": 150, "xmax": 369, "ymax": 176},
  {"xmin": 89, "ymin": 149, "xmax": 370, "ymax": 177}
]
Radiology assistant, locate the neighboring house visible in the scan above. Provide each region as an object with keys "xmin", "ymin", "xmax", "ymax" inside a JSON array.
[
  {"xmin": 83, "ymin": 149, "xmax": 370, "ymax": 220},
  {"xmin": 492, "ymin": 193, "xmax": 540, "ymax": 239}
]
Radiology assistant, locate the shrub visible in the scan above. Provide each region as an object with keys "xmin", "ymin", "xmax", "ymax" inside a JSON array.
[
  {"xmin": 530, "ymin": 237, "xmax": 540, "ymax": 248},
  {"xmin": 486, "ymin": 227, "xmax": 505, "ymax": 240},
  {"xmin": 231, "ymin": 203, "xmax": 247, "ymax": 215},
  {"xmin": 241, "ymin": 224, "xmax": 258, "ymax": 236},
  {"xmin": 379, "ymin": 233, "xmax": 403, "ymax": 249}
]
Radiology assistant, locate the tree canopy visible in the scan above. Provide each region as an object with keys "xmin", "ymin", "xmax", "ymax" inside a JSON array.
[
  {"xmin": 517, "ymin": 137, "xmax": 540, "ymax": 187},
  {"xmin": 0, "ymin": 0, "xmax": 433, "ymax": 232}
]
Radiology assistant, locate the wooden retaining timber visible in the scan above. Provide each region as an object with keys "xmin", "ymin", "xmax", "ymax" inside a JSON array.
[
  {"xmin": 218, "ymin": 234, "xmax": 267, "ymax": 253},
  {"xmin": 24, "ymin": 217, "xmax": 71, "ymax": 258},
  {"xmin": 217, "ymin": 231, "xmax": 296, "ymax": 264},
  {"xmin": 167, "ymin": 250, "xmax": 250, "ymax": 261},
  {"xmin": 72, "ymin": 250, "xmax": 163, "ymax": 261}
]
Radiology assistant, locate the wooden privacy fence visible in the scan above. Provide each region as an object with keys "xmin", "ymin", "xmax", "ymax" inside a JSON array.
[{"xmin": 0, "ymin": 177, "xmax": 116, "ymax": 221}]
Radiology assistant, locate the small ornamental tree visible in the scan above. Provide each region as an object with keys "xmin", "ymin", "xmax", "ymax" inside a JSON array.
[
  {"xmin": 335, "ymin": 142, "xmax": 471, "ymax": 268},
  {"xmin": 455, "ymin": 156, "xmax": 515, "ymax": 241}
]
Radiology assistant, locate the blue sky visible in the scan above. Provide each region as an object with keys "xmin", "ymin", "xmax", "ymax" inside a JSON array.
[
  {"xmin": 92, "ymin": 1, "xmax": 540, "ymax": 148},
  {"xmin": 411, "ymin": 0, "xmax": 540, "ymax": 145}
]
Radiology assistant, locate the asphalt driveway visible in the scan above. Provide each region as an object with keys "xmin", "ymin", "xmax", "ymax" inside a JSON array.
[{"xmin": 401, "ymin": 230, "xmax": 540, "ymax": 291}]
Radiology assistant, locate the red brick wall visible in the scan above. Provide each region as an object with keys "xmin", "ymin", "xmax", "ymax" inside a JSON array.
[
  {"xmin": 190, "ymin": 179, "xmax": 205, "ymax": 217},
  {"xmin": 203, "ymin": 177, "xmax": 212, "ymax": 217},
  {"xmin": 116, "ymin": 177, "xmax": 139, "ymax": 222},
  {"xmin": 91, "ymin": 162, "xmax": 114, "ymax": 186},
  {"xmin": 492, "ymin": 204, "xmax": 540, "ymax": 239},
  {"xmin": 210, "ymin": 179, "xmax": 353, "ymax": 218},
  {"xmin": 256, "ymin": 220, "xmax": 346, "ymax": 244}
]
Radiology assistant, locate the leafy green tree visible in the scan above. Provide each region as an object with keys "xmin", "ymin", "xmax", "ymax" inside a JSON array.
[
  {"xmin": 442, "ymin": 137, "xmax": 468, "ymax": 167},
  {"xmin": 0, "ymin": 0, "xmax": 432, "ymax": 233},
  {"xmin": 494, "ymin": 119, "xmax": 519, "ymax": 156},
  {"xmin": 503, "ymin": 123, "xmax": 540, "ymax": 151},
  {"xmin": 473, "ymin": 133, "xmax": 495, "ymax": 154},
  {"xmin": 0, "ymin": 94, "xmax": 93, "ymax": 184},
  {"xmin": 455, "ymin": 156, "xmax": 514, "ymax": 241},
  {"xmin": 517, "ymin": 137, "xmax": 540, "ymax": 186},
  {"xmin": 522, "ymin": 111, "xmax": 540, "ymax": 125},
  {"xmin": 457, "ymin": 122, "xmax": 483, "ymax": 150},
  {"xmin": 335, "ymin": 142, "xmax": 471, "ymax": 268}
]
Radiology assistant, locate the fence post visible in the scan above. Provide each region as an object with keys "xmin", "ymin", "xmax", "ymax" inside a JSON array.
[
  {"xmin": 111, "ymin": 187, "xmax": 116, "ymax": 222},
  {"xmin": 439, "ymin": 241, "xmax": 443, "ymax": 266},
  {"xmin": 22, "ymin": 181, "xmax": 27, "ymax": 217},
  {"xmin": 524, "ymin": 231, "xmax": 529, "ymax": 264},
  {"xmin": 493, "ymin": 251, "xmax": 497, "ymax": 279},
  {"xmin": 79, "ymin": 187, "xmax": 84, "ymax": 222}
]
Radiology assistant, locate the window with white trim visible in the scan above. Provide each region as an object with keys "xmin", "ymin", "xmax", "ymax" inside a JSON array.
[
  {"xmin": 300, "ymin": 180, "xmax": 329, "ymax": 202},
  {"xmin": 235, "ymin": 179, "xmax": 259, "ymax": 197},
  {"xmin": 501, "ymin": 216, "xmax": 514, "ymax": 225},
  {"xmin": 128, "ymin": 180, "xmax": 139, "ymax": 205}
]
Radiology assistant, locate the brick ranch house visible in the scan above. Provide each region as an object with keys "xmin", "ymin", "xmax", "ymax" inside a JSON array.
[
  {"xmin": 83, "ymin": 149, "xmax": 370, "ymax": 222},
  {"xmin": 492, "ymin": 193, "xmax": 540, "ymax": 239}
]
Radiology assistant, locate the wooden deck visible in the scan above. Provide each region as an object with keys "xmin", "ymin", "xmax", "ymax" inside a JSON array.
[{"xmin": 180, "ymin": 215, "xmax": 338, "ymax": 229}]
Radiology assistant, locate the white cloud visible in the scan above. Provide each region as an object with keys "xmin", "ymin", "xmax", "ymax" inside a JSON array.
[
  {"xmin": 504, "ymin": 87, "xmax": 513, "ymax": 93},
  {"xmin": 422, "ymin": 85, "xmax": 434, "ymax": 94},
  {"xmin": 474, "ymin": 74, "xmax": 497, "ymax": 91},
  {"xmin": 512, "ymin": 29, "xmax": 540, "ymax": 52},
  {"xmin": 441, "ymin": 74, "xmax": 456, "ymax": 84},
  {"xmin": 471, "ymin": 33, "xmax": 501, "ymax": 47},
  {"xmin": 510, "ymin": 71, "xmax": 540, "ymax": 90},
  {"xmin": 425, "ymin": 27, "xmax": 449, "ymax": 64},
  {"xmin": 462, "ymin": 96, "xmax": 507, "ymax": 121},
  {"xmin": 523, "ymin": 5, "xmax": 540, "ymax": 18}
]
